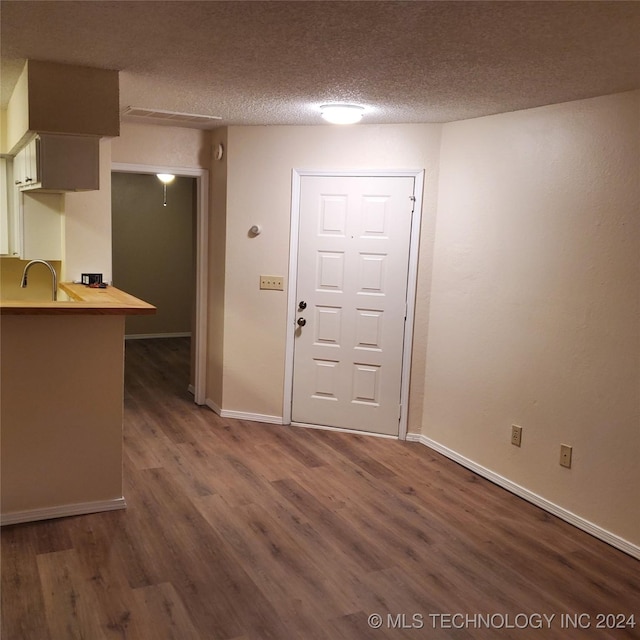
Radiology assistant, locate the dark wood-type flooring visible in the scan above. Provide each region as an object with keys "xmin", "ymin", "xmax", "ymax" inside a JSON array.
[{"xmin": 2, "ymin": 337, "xmax": 639, "ymax": 639}]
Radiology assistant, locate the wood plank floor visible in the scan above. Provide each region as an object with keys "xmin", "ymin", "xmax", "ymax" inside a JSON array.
[{"xmin": 2, "ymin": 337, "xmax": 638, "ymax": 639}]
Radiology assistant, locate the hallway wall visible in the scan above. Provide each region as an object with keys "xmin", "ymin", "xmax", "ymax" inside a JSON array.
[{"xmin": 111, "ymin": 172, "xmax": 195, "ymax": 337}]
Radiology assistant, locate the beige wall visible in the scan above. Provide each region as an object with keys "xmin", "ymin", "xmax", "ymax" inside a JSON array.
[
  {"xmin": 1, "ymin": 315, "xmax": 125, "ymax": 514},
  {"xmin": 213, "ymin": 124, "xmax": 442, "ymax": 421},
  {"xmin": 111, "ymin": 172, "xmax": 195, "ymax": 336},
  {"xmin": 63, "ymin": 138, "xmax": 113, "ymax": 282},
  {"xmin": 423, "ymin": 91, "xmax": 640, "ymax": 546},
  {"xmin": 112, "ymin": 122, "xmax": 210, "ymax": 169}
]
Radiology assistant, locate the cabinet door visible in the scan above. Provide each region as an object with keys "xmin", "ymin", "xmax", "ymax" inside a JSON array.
[
  {"xmin": 0, "ymin": 159, "xmax": 20, "ymax": 257},
  {"xmin": 0, "ymin": 158, "xmax": 8, "ymax": 255},
  {"xmin": 23, "ymin": 138, "xmax": 38, "ymax": 187},
  {"xmin": 13, "ymin": 139, "xmax": 38, "ymax": 189},
  {"xmin": 38, "ymin": 134, "xmax": 99, "ymax": 191},
  {"xmin": 14, "ymin": 134, "xmax": 100, "ymax": 193},
  {"xmin": 13, "ymin": 146, "xmax": 26, "ymax": 188}
]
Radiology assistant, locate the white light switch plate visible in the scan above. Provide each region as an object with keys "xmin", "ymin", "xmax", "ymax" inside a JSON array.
[{"xmin": 260, "ymin": 275, "xmax": 284, "ymax": 290}]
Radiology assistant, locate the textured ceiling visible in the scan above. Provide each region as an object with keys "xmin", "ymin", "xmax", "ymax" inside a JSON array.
[{"xmin": 1, "ymin": 1, "xmax": 639, "ymax": 126}]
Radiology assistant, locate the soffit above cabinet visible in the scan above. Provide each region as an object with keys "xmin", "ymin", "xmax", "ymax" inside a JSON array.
[{"xmin": 6, "ymin": 60, "xmax": 119, "ymax": 153}]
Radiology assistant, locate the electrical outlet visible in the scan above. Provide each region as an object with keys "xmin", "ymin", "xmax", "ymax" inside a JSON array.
[
  {"xmin": 511, "ymin": 424, "xmax": 523, "ymax": 447},
  {"xmin": 260, "ymin": 275, "xmax": 284, "ymax": 291},
  {"xmin": 560, "ymin": 444, "xmax": 572, "ymax": 468}
]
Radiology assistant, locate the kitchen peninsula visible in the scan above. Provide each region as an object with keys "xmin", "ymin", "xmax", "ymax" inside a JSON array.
[{"xmin": 0, "ymin": 284, "xmax": 155, "ymax": 524}]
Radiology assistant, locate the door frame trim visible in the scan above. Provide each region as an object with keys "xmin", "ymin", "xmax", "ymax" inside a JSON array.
[
  {"xmin": 111, "ymin": 162, "xmax": 209, "ymax": 405},
  {"xmin": 283, "ymin": 169, "xmax": 425, "ymax": 440}
]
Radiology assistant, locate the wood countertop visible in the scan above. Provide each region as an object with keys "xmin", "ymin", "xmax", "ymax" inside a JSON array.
[{"xmin": 0, "ymin": 283, "xmax": 156, "ymax": 315}]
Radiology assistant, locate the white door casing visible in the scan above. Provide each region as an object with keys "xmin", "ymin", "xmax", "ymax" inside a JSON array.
[{"xmin": 285, "ymin": 172, "xmax": 423, "ymax": 437}]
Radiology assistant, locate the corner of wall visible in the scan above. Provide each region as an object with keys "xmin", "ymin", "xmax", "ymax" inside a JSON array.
[
  {"xmin": 206, "ymin": 127, "xmax": 228, "ymax": 409},
  {"xmin": 5, "ymin": 61, "xmax": 29, "ymax": 153},
  {"xmin": 0, "ymin": 109, "xmax": 8, "ymax": 155}
]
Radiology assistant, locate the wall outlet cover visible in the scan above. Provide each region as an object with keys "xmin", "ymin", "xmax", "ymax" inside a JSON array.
[
  {"xmin": 511, "ymin": 424, "xmax": 523, "ymax": 447},
  {"xmin": 560, "ymin": 444, "xmax": 573, "ymax": 468}
]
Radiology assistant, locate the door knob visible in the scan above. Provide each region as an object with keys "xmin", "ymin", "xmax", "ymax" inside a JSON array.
[
  {"xmin": 297, "ymin": 317, "xmax": 307, "ymax": 327},
  {"xmin": 298, "ymin": 301, "xmax": 307, "ymax": 310}
]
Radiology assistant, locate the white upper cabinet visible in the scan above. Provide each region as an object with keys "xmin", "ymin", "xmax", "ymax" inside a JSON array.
[
  {"xmin": 12, "ymin": 140, "xmax": 37, "ymax": 189},
  {"xmin": 13, "ymin": 134, "xmax": 100, "ymax": 192}
]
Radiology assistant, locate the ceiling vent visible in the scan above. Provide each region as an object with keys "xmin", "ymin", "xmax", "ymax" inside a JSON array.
[{"xmin": 121, "ymin": 106, "xmax": 222, "ymax": 129}]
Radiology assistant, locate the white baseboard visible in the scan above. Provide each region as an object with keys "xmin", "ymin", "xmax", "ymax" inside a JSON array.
[
  {"xmin": 125, "ymin": 332, "xmax": 191, "ymax": 340},
  {"xmin": 221, "ymin": 410, "xmax": 284, "ymax": 425},
  {"xmin": 1, "ymin": 497, "xmax": 127, "ymax": 526},
  {"xmin": 406, "ymin": 433, "xmax": 639, "ymax": 560},
  {"xmin": 204, "ymin": 400, "xmax": 283, "ymax": 425},
  {"xmin": 292, "ymin": 421, "xmax": 397, "ymax": 439},
  {"xmin": 205, "ymin": 398, "xmax": 222, "ymax": 415},
  {"xmin": 188, "ymin": 384, "xmax": 195, "ymax": 395},
  {"xmin": 205, "ymin": 407, "xmax": 398, "ymax": 434}
]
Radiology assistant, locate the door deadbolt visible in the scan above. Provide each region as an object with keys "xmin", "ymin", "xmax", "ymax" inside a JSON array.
[
  {"xmin": 298, "ymin": 300, "xmax": 307, "ymax": 310},
  {"xmin": 297, "ymin": 317, "xmax": 307, "ymax": 327}
]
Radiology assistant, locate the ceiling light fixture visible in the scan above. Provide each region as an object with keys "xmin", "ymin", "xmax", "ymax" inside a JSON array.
[
  {"xmin": 320, "ymin": 104, "xmax": 365, "ymax": 125},
  {"xmin": 156, "ymin": 173, "xmax": 175, "ymax": 206}
]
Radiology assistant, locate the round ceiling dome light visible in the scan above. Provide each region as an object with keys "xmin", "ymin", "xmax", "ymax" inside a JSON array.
[{"xmin": 320, "ymin": 104, "xmax": 365, "ymax": 125}]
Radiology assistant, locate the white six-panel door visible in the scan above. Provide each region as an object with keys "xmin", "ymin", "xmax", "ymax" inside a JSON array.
[{"xmin": 291, "ymin": 175, "xmax": 416, "ymax": 436}]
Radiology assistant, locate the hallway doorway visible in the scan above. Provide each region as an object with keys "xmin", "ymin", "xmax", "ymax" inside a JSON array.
[
  {"xmin": 111, "ymin": 163, "xmax": 209, "ymax": 404},
  {"xmin": 112, "ymin": 172, "xmax": 196, "ymax": 338}
]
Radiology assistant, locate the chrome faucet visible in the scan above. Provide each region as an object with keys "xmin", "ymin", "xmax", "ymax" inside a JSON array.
[{"xmin": 20, "ymin": 259, "xmax": 58, "ymax": 301}]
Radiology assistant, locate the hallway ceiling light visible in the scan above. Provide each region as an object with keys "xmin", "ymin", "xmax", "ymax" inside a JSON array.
[
  {"xmin": 156, "ymin": 173, "xmax": 175, "ymax": 206},
  {"xmin": 320, "ymin": 104, "xmax": 365, "ymax": 125}
]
